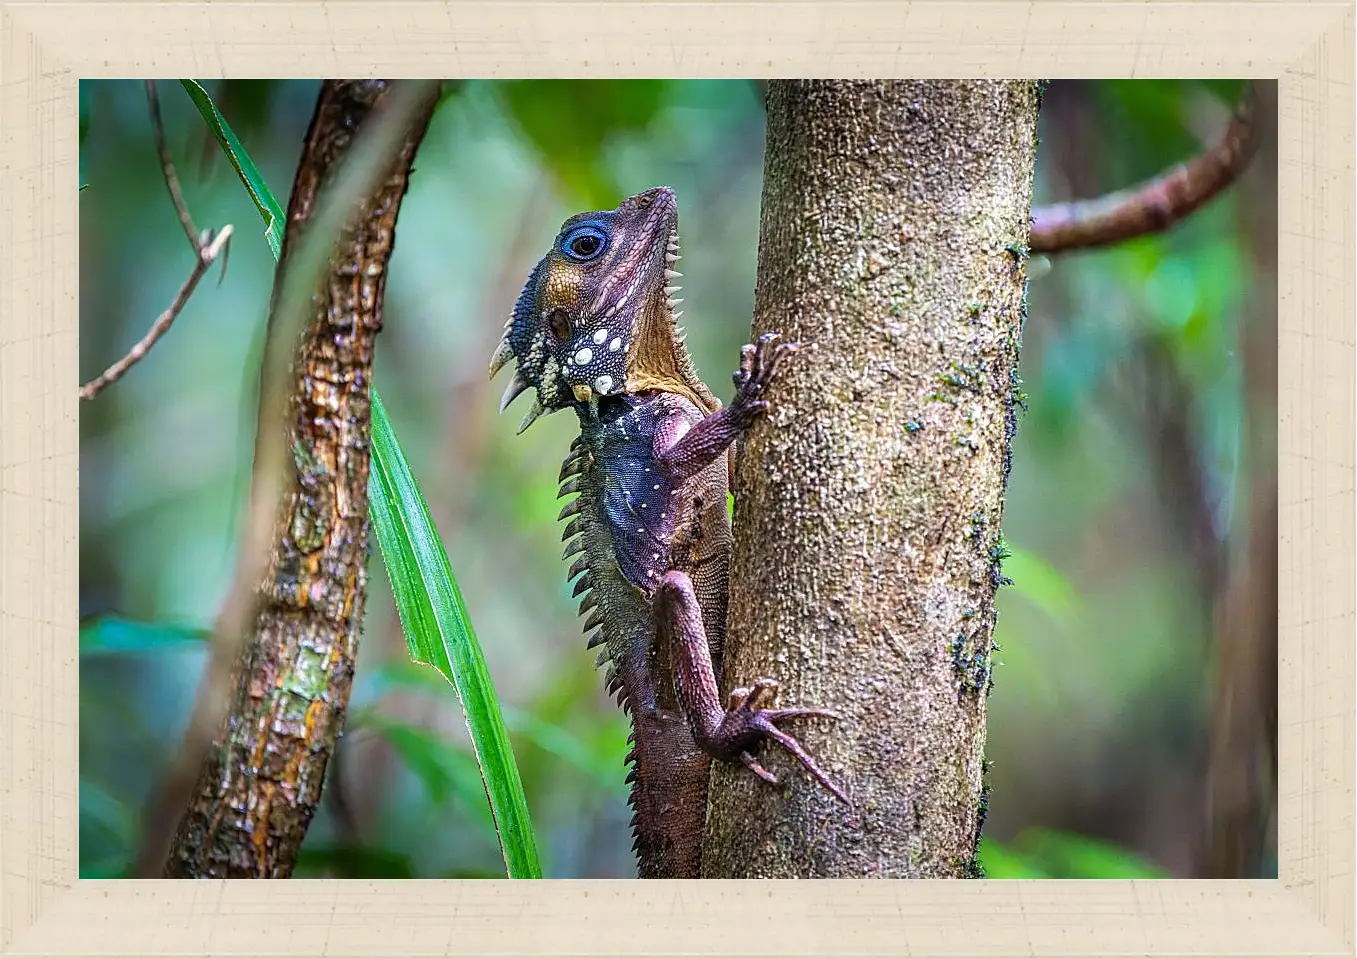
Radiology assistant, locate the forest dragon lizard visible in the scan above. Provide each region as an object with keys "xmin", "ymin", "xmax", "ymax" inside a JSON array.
[{"xmin": 488, "ymin": 186, "xmax": 848, "ymax": 878}]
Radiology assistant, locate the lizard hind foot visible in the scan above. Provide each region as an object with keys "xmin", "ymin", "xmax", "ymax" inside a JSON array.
[{"xmin": 716, "ymin": 679, "xmax": 850, "ymax": 806}]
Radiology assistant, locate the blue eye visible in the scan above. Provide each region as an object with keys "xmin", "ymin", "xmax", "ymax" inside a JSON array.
[{"xmin": 561, "ymin": 225, "xmax": 607, "ymax": 262}]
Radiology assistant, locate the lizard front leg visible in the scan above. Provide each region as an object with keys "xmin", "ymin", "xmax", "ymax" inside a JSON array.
[
  {"xmin": 652, "ymin": 331, "xmax": 799, "ymax": 484},
  {"xmin": 654, "ymin": 569, "xmax": 849, "ymax": 804}
]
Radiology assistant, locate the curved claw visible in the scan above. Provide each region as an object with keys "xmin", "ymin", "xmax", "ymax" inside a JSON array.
[
  {"xmin": 730, "ymin": 331, "xmax": 802, "ymax": 410},
  {"xmin": 764, "ymin": 341, "xmax": 800, "ymax": 379},
  {"xmin": 733, "ymin": 343, "xmax": 757, "ymax": 390},
  {"xmin": 748, "ymin": 334, "xmax": 772, "ymax": 382},
  {"xmin": 747, "ymin": 676, "xmax": 780, "ymax": 710}
]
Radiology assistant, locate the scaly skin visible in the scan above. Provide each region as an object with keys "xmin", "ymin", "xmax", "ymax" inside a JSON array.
[{"xmin": 489, "ymin": 187, "xmax": 846, "ymax": 878}]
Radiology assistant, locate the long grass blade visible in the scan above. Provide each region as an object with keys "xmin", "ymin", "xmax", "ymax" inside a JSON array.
[
  {"xmin": 369, "ymin": 391, "xmax": 541, "ymax": 877},
  {"xmin": 180, "ymin": 79, "xmax": 285, "ymax": 259}
]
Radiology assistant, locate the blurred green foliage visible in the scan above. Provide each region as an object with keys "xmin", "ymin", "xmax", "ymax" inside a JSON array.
[
  {"xmin": 979, "ymin": 830, "xmax": 1169, "ymax": 879},
  {"xmin": 78, "ymin": 80, "xmax": 1274, "ymax": 879},
  {"xmin": 80, "ymin": 617, "xmax": 208, "ymax": 656}
]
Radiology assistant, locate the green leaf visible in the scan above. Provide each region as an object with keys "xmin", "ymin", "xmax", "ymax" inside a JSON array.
[
  {"xmin": 496, "ymin": 80, "xmax": 669, "ymax": 207},
  {"xmin": 79, "ymin": 616, "xmax": 209, "ymax": 656},
  {"xmin": 179, "ymin": 79, "xmax": 285, "ymax": 259},
  {"xmin": 976, "ymin": 838, "xmax": 1050, "ymax": 879},
  {"xmin": 368, "ymin": 391, "xmax": 542, "ymax": 879},
  {"xmin": 367, "ymin": 657, "xmax": 461, "ymax": 695},
  {"xmin": 79, "ymin": 779, "xmax": 136, "ymax": 844},
  {"xmin": 499, "ymin": 706, "xmax": 628, "ymax": 793},
  {"xmin": 79, "ymin": 854, "xmax": 135, "ymax": 880},
  {"xmin": 80, "ymin": 183, "xmax": 90, "ymax": 192},
  {"xmin": 436, "ymin": 865, "xmax": 506, "ymax": 879},
  {"xmin": 367, "ymin": 660, "xmax": 624, "ymax": 791},
  {"xmin": 182, "ymin": 79, "xmax": 541, "ymax": 879},
  {"xmin": 1198, "ymin": 79, "xmax": 1249, "ymax": 108},
  {"xmin": 79, "ymin": 81, "xmax": 91, "ymax": 147}
]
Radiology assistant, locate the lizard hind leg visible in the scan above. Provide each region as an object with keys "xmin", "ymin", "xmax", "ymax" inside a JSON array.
[{"xmin": 653, "ymin": 570, "xmax": 850, "ymax": 806}]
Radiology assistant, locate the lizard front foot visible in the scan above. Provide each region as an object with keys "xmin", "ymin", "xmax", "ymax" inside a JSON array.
[
  {"xmin": 709, "ymin": 677, "xmax": 849, "ymax": 804},
  {"xmin": 729, "ymin": 331, "xmax": 800, "ymax": 424}
]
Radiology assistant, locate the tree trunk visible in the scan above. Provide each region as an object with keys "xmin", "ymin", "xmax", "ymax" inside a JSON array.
[
  {"xmin": 702, "ymin": 80, "xmax": 1040, "ymax": 878},
  {"xmin": 162, "ymin": 80, "xmax": 439, "ymax": 877},
  {"xmin": 1202, "ymin": 80, "xmax": 1278, "ymax": 878}
]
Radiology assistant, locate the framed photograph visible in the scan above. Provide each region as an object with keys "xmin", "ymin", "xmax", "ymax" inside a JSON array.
[{"xmin": 4, "ymin": 3, "xmax": 1351, "ymax": 956}]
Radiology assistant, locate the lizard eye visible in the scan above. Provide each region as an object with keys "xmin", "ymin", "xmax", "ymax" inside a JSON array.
[
  {"xmin": 561, "ymin": 225, "xmax": 607, "ymax": 262},
  {"xmin": 547, "ymin": 309, "xmax": 572, "ymax": 341}
]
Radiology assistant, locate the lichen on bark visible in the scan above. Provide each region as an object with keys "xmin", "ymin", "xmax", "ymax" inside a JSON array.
[{"xmin": 701, "ymin": 80, "xmax": 1040, "ymax": 878}]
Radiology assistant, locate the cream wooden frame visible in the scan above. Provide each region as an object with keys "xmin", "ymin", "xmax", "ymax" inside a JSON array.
[{"xmin": 2, "ymin": 3, "xmax": 1350, "ymax": 955}]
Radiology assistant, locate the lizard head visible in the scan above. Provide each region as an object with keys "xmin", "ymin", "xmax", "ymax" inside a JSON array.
[{"xmin": 489, "ymin": 186, "xmax": 717, "ymax": 433}]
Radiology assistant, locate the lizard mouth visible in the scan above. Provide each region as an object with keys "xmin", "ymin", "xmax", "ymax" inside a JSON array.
[{"xmin": 572, "ymin": 383, "xmax": 601, "ymax": 420}]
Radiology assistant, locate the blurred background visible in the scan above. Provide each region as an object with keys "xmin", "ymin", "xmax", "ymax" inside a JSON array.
[{"xmin": 78, "ymin": 80, "xmax": 1276, "ymax": 879}]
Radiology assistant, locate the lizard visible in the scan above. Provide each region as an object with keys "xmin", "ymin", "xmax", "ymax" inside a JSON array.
[{"xmin": 487, "ymin": 186, "xmax": 847, "ymax": 879}]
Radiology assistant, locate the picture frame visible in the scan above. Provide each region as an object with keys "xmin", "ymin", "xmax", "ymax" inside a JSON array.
[{"xmin": 3, "ymin": 2, "xmax": 1351, "ymax": 955}]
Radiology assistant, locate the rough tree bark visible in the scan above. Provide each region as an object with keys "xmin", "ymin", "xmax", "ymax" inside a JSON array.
[
  {"xmin": 161, "ymin": 80, "xmax": 439, "ymax": 877},
  {"xmin": 702, "ymin": 80, "xmax": 1040, "ymax": 878}
]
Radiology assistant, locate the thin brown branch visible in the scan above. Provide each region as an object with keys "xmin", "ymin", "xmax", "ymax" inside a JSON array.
[
  {"xmin": 146, "ymin": 80, "xmax": 200, "ymax": 251},
  {"xmin": 80, "ymin": 88, "xmax": 231, "ymax": 403},
  {"xmin": 78, "ymin": 226, "xmax": 232, "ymax": 401},
  {"xmin": 1030, "ymin": 82, "xmax": 1259, "ymax": 253}
]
